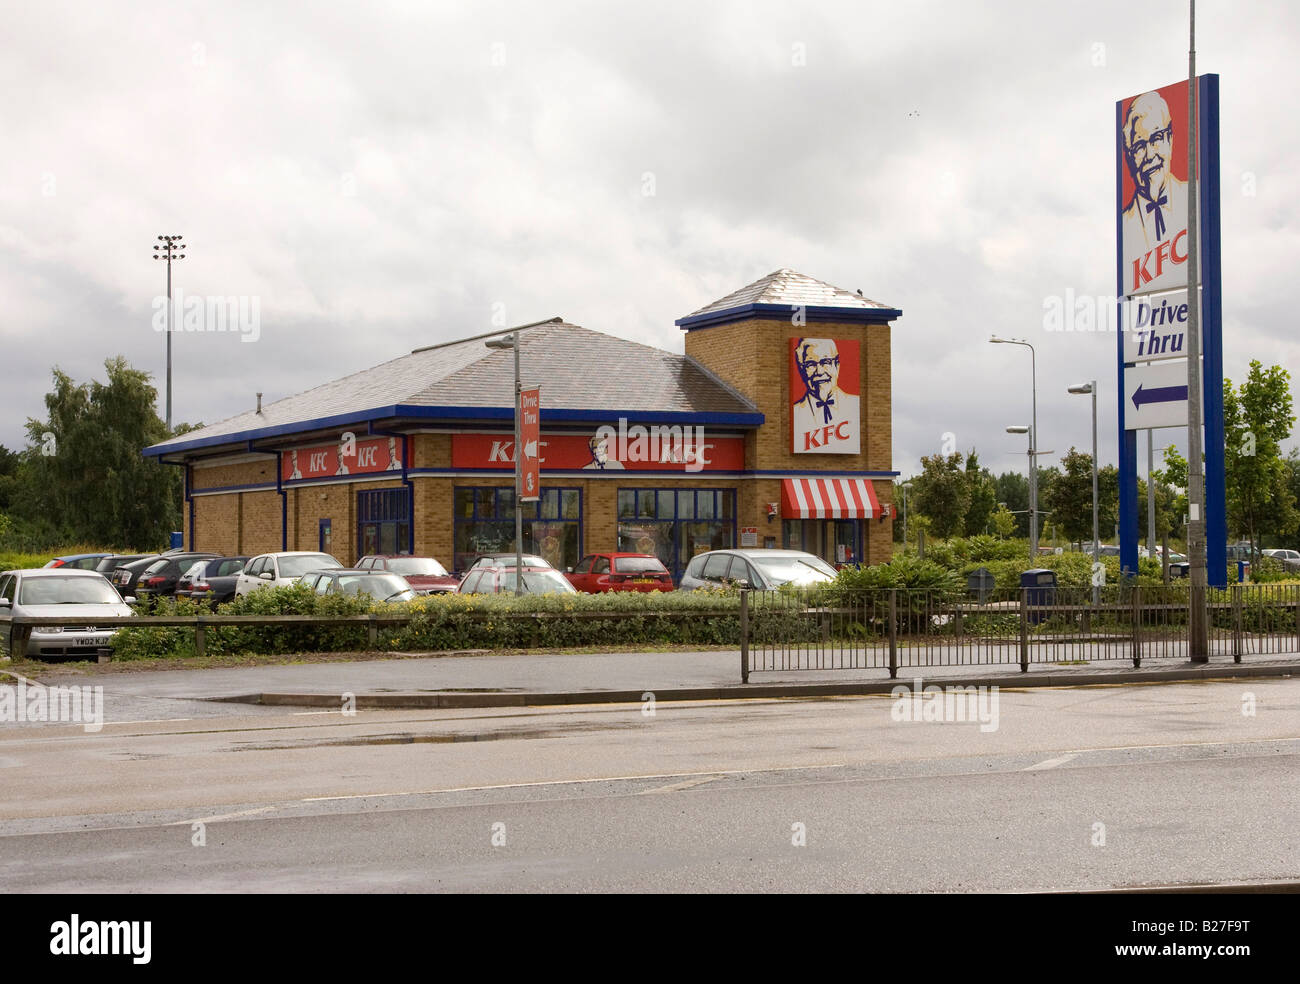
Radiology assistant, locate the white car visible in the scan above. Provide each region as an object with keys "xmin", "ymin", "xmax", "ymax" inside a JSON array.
[
  {"xmin": 0, "ymin": 568, "xmax": 135, "ymax": 658},
  {"xmin": 234, "ymin": 552, "xmax": 343, "ymax": 597},
  {"xmin": 678, "ymin": 549, "xmax": 838, "ymax": 591},
  {"xmin": 1262, "ymin": 549, "xmax": 1300, "ymax": 572}
]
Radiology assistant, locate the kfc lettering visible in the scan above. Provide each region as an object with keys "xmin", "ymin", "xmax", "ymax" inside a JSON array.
[{"xmin": 1131, "ymin": 228, "xmax": 1188, "ymax": 292}]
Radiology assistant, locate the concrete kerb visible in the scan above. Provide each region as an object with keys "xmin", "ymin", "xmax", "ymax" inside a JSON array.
[{"xmin": 210, "ymin": 660, "xmax": 1298, "ymax": 710}]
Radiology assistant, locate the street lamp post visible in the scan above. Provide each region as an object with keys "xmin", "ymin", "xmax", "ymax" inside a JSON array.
[
  {"xmin": 990, "ymin": 337, "xmax": 1039, "ymax": 555},
  {"xmin": 485, "ymin": 332, "xmax": 523, "ymax": 595},
  {"xmin": 1069, "ymin": 381, "xmax": 1099, "ymax": 602},
  {"xmin": 1006, "ymin": 425, "xmax": 1034, "ymax": 561},
  {"xmin": 152, "ymin": 235, "xmax": 185, "ymax": 431}
]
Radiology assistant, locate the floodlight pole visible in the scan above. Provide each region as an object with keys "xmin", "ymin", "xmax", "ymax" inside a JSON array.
[{"xmin": 152, "ymin": 235, "xmax": 186, "ymax": 431}]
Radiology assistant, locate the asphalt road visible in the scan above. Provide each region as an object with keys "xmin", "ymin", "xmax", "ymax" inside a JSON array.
[{"xmin": 1, "ymin": 678, "xmax": 1297, "ymax": 892}]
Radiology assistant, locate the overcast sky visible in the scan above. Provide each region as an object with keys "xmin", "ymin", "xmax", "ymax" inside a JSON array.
[{"xmin": 3, "ymin": 0, "xmax": 1297, "ymax": 482}]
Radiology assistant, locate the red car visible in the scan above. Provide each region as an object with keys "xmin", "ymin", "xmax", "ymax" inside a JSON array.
[
  {"xmin": 566, "ymin": 553, "xmax": 673, "ymax": 593},
  {"xmin": 356, "ymin": 555, "xmax": 460, "ymax": 595}
]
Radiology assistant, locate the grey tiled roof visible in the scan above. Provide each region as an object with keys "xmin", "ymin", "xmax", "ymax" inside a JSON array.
[
  {"xmin": 684, "ymin": 268, "xmax": 895, "ymax": 318},
  {"xmin": 146, "ymin": 321, "xmax": 760, "ymax": 453}
]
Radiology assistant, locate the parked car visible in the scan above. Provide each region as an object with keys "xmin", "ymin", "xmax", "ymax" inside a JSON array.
[
  {"xmin": 134, "ymin": 553, "xmax": 221, "ymax": 604},
  {"xmin": 298, "ymin": 569, "xmax": 417, "ymax": 602},
  {"xmin": 234, "ymin": 552, "xmax": 343, "ymax": 597},
  {"xmin": 176, "ymin": 556, "xmax": 249, "ymax": 607},
  {"xmin": 462, "ymin": 553, "xmax": 552, "ymax": 576},
  {"xmin": 679, "ymin": 549, "xmax": 838, "ymax": 591},
  {"xmin": 566, "ymin": 552, "xmax": 673, "ymax": 593},
  {"xmin": 356, "ymin": 555, "xmax": 459, "ymax": 595},
  {"xmin": 43, "ymin": 553, "xmax": 114, "ymax": 570},
  {"xmin": 458, "ymin": 564, "xmax": 577, "ymax": 595},
  {"xmin": 1262, "ymin": 549, "xmax": 1300, "ymax": 572},
  {"xmin": 93, "ymin": 554, "xmax": 151, "ymax": 575},
  {"xmin": 108, "ymin": 554, "xmax": 168, "ymax": 596},
  {"xmin": 0, "ymin": 568, "xmax": 135, "ymax": 659}
]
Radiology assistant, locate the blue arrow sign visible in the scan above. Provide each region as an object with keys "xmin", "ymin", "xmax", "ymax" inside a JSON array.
[{"xmin": 1132, "ymin": 382, "xmax": 1188, "ymax": 410}]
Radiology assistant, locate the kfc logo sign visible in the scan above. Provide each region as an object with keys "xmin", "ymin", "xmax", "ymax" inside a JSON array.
[
  {"xmin": 790, "ymin": 337, "xmax": 861, "ymax": 455},
  {"xmin": 1119, "ymin": 82, "xmax": 1193, "ymax": 296},
  {"xmin": 282, "ymin": 434, "xmax": 404, "ymax": 481}
]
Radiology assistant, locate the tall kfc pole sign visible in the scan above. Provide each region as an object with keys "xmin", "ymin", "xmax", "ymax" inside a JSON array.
[
  {"xmin": 520, "ymin": 387, "xmax": 540, "ymax": 502},
  {"xmin": 1115, "ymin": 72, "xmax": 1225, "ymax": 584}
]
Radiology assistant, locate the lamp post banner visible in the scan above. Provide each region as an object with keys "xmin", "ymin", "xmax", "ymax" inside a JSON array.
[{"xmin": 520, "ymin": 387, "xmax": 540, "ymax": 501}]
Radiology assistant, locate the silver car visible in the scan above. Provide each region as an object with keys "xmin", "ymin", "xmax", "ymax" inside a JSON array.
[
  {"xmin": 0, "ymin": 569, "xmax": 135, "ymax": 658},
  {"xmin": 678, "ymin": 549, "xmax": 838, "ymax": 591}
]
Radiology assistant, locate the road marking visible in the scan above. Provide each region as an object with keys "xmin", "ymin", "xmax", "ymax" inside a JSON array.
[
  {"xmin": 172, "ymin": 806, "xmax": 279, "ymax": 826},
  {"xmin": 301, "ymin": 763, "xmax": 849, "ymax": 802},
  {"xmin": 106, "ymin": 719, "xmax": 193, "ymax": 726},
  {"xmin": 638, "ymin": 776, "xmax": 721, "ymax": 795},
  {"xmin": 1024, "ymin": 753, "xmax": 1078, "ymax": 771}
]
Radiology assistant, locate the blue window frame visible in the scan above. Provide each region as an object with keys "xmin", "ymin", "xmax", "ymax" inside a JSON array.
[
  {"xmin": 453, "ymin": 486, "xmax": 582, "ymax": 573},
  {"xmin": 357, "ymin": 488, "xmax": 411, "ymax": 558},
  {"xmin": 616, "ymin": 488, "xmax": 736, "ymax": 580}
]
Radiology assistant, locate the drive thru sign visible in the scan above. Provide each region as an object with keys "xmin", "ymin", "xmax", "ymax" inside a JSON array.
[{"xmin": 520, "ymin": 387, "xmax": 540, "ymax": 502}]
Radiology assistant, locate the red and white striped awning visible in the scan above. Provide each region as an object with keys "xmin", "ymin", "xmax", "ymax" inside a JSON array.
[{"xmin": 781, "ymin": 478, "xmax": 881, "ymax": 519}]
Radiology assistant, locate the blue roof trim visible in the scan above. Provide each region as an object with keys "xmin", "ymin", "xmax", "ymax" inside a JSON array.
[
  {"xmin": 146, "ymin": 404, "xmax": 765, "ymax": 458},
  {"xmin": 675, "ymin": 302, "xmax": 902, "ymax": 331}
]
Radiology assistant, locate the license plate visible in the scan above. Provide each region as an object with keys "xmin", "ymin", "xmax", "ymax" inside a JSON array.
[
  {"xmin": 86, "ymin": 636, "xmax": 111, "ymax": 646},
  {"xmin": 633, "ymin": 578, "xmax": 653, "ymax": 583}
]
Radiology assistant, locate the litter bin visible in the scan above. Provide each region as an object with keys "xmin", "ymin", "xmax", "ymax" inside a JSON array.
[
  {"xmin": 1168, "ymin": 562, "xmax": 1190, "ymax": 579},
  {"xmin": 168, "ymin": 531, "xmax": 184, "ymax": 549},
  {"xmin": 967, "ymin": 566, "xmax": 995, "ymax": 604},
  {"xmin": 1237, "ymin": 560, "xmax": 1250, "ymax": 583},
  {"xmin": 1020, "ymin": 568, "xmax": 1057, "ymax": 625}
]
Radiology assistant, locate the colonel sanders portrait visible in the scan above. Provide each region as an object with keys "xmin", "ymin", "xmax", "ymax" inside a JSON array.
[
  {"xmin": 791, "ymin": 338, "xmax": 860, "ymax": 454},
  {"xmin": 1121, "ymin": 89, "xmax": 1189, "ymax": 291},
  {"xmin": 582, "ymin": 433, "xmax": 624, "ymax": 470},
  {"xmin": 386, "ymin": 436, "xmax": 403, "ymax": 471}
]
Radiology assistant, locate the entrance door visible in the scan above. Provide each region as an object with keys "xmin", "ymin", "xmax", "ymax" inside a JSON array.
[{"xmin": 784, "ymin": 519, "xmax": 860, "ymax": 567}]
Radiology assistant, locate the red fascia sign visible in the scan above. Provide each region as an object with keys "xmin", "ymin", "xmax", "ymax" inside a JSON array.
[
  {"xmin": 451, "ymin": 428, "xmax": 744, "ymax": 472},
  {"xmin": 282, "ymin": 434, "xmax": 404, "ymax": 481}
]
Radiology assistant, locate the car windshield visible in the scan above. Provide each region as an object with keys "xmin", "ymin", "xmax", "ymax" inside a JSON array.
[
  {"xmin": 144, "ymin": 559, "xmax": 171, "ymax": 575},
  {"xmin": 181, "ymin": 561, "xmax": 207, "ymax": 578},
  {"xmin": 501, "ymin": 570, "xmax": 576, "ymax": 595},
  {"xmin": 385, "ymin": 558, "xmax": 448, "ymax": 577},
  {"xmin": 279, "ymin": 554, "xmax": 342, "ymax": 577},
  {"xmin": 19, "ymin": 576, "xmax": 122, "ymax": 606},
  {"xmin": 336, "ymin": 574, "xmax": 411, "ymax": 600},
  {"xmin": 478, "ymin": 554, "xmax": 548, "ymax": 569},
  {"xmin": 750, "ymin": 554, "xmax": 838, "ymax": 585},
  {"xmin": 614, "ymin": 557, "xmax": 668, "ymax": 574}
]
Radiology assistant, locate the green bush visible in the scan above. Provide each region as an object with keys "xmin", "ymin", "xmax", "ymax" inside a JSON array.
[{"xmin": 108, "ymin": 585, "xmax": 755, "ymax": 660}]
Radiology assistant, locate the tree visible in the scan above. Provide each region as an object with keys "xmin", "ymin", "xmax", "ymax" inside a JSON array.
[
  {"xmin": 963, "ymin": 451, "xmax": 998, "ymax": 536},
  {"xmin": 989, "ymin": 503, "xmax": 1017, "ymax": 538},
  {"xmin": 994, "ymin": 471, "xmax": 1030, "ymax": 537},
  {"xmin": 15, "ymin": 358, "xmax": 183, "ymax": 549},
  {"xmin": 913, "ymin": 452, "xmax": 971, "ymax": 540},
  {"xmin": 1222, "ymin": 361, "xmax": 1297, "ymax": 554},
  {"xmin": 1043, "ymin": 448, "xmax": 1095, "ymax": 546}
]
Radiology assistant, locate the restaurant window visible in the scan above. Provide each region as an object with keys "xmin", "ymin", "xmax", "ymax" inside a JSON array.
[
  {"xmin": 357, "ymin": 488, "xmax": 410, "ymax": 558},
  {"xmin": 616, "ymin": 488, "xmax": 735, "ymax": 580},
  {"xmin": 453, "ymin": 486, "xmax": 582, "ymax": 572}
]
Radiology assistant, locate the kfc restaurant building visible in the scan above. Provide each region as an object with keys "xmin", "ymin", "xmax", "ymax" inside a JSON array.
[{"xmin": 144, "ymin": 269, "xmax": 901, "ymax": 579}]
